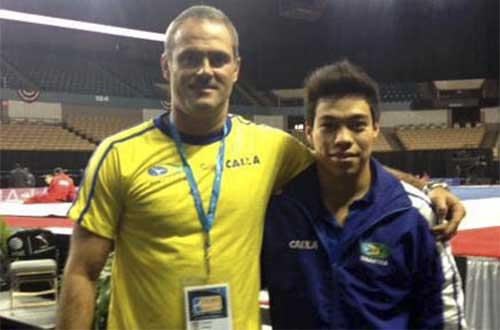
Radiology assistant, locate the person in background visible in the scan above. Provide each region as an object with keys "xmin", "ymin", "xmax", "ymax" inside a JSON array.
[
  {"xmin": 24, "ymin": 167, "xmax": 77, "ymax": 204},
  {"xmin": 24, "ymin": 167, "xmax": 36, "ymax": 187},
  {"xmin": 262, "ymin": 60, "xmax": 466, "ymax": 329},
  {"xmin": 8, "ymin": 163, "xmax": 28, "ymax": 188}
]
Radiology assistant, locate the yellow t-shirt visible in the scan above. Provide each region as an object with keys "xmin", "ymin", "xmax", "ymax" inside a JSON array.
[{"xmin": 68, "ymin": 114, "xmax": 313, "ymax": 329}]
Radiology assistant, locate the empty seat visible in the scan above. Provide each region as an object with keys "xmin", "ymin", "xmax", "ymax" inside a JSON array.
[{"xmin": 9, "ymin": 259, "xmax": 58, "ymax": 308}]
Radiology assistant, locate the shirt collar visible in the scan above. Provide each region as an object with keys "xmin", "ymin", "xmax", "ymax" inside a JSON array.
[{"xmin": 154, "ymin": 113, "xmax": 232, "ymax": 145}]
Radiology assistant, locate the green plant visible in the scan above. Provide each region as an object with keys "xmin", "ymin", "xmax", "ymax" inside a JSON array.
[
  {"xmin": 93, "ymin": 252, "xmax": 114, "ymax": 330},
  {"xmin": 0, "ymin": 217, "xmax": 11, "ymax": 257},
  {"xmin": 0, "ymin": 217, "xmax": 11, "ymax": 289}
]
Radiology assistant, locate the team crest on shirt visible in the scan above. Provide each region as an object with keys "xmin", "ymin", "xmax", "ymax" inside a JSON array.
[
  {"xmin": 148, "ymin": 166, "xmax": 168, "ymax": 176},
  {"xmin": 147, "ymin": 165, "xmax": 182, "ymax": 181},
  {"xmin": 360, "ymin": 242, "xmax": 390, "ymax": 266}
]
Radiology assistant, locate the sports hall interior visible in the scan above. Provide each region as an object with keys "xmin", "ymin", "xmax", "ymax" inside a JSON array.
[{"xmin": 0, "ymin": 1, "xmax": 498, "ymax": 329}]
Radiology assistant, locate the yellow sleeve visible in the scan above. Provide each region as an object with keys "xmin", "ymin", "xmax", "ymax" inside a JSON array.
[
  {"xmin": 68, "ymin": 139, "xmax": 123, "ymax": 239},
  {"xmin": 273, "ymin": 131, "xmax": 314, "ymax": 190}
]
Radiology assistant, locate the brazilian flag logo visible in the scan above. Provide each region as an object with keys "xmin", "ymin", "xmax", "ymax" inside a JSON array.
[{"xmin": 360, "ymin": 242, "xmax": 391, "ymax": 260}]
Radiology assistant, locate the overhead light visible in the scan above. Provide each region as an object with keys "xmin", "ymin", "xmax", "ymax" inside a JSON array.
[{"xmin": 0, "ymin": 9, "xmax": 165, "ymax": 42}]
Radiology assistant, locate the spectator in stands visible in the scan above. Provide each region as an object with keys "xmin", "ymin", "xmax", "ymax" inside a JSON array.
[
  {"xmin": 24, "ymin": 167, "xmax": 76, "ymax": 204},
  {"xmin": 24, "ymin": 167, "xmax": 35, "ymax": 187},
  {"xmin": 56, "ymin": 6, "xmax": 465, "ymax": 330},
  {"xmin": 262, "ymin": 61, "xmax": 466, "ymax": 329},
  {"xmin": 8, "ymin": 163, "xmax": 28, "ymax": 188}
]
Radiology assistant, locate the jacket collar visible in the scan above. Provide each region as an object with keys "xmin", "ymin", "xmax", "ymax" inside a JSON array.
[{"xmin": 364, "ymin": 158, "xmax": 412, "ymax": 215}]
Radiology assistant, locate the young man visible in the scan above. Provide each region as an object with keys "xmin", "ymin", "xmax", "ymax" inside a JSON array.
[
  {"xmin": 262, "ymin": 61, "xmax": 466, "ymax": 329},
  {"xmin": 56, "ymin": 6, "xmax": 465, "ymax": 330}
]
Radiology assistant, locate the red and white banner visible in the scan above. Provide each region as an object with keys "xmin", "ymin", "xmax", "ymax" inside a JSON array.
[
  {"xmin": 0, "ymin": 187, "xmax": 47, "ymax": 202},
  {"xmin": 17, "ymin": 89, "xmax": 41, "ymax": 103},
  {"xmin": 160, "ymin": 100, "xmax": 170, "ymax": 110}
]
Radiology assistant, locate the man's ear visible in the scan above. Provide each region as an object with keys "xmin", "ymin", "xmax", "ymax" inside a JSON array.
[
  {"xmin": 305, "ymin": 123, "xmax": 314, "ymax": 147},
  {"xmin": 232, "ymin": 56, "xmax": 241, "ymax": 83},
  {"xmin": 373, "ymin": 121, "xmax": 380, "ymax": 138},
  {"xmin": 160, "ymin": 53, "xmax": 170, "ymax": 82}
]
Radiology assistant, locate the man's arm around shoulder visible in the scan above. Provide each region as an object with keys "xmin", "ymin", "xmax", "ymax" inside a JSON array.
[
  {"xmin": 385, "ymin": 166, "xmax": 466, "ymax": 240},
  {"xmin": 56, "ymin": 224, "xmax": 113, "ymax": 329}
]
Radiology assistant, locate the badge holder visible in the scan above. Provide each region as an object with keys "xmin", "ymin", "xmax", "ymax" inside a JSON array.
[{"xmin": 184, "ymin": 283, "xmax": 232, "ymax": 330}]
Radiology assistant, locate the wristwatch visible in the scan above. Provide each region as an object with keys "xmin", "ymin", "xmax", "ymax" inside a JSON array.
[{"xmin": 422, "ymin": 181, "xmax": 449, "ymax": 195}]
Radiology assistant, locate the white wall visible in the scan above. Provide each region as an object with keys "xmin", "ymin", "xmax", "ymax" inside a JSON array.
[
  {"xmin": 62, "ymin": 104, "xmax": 142, "ymax": 120},
  {"xmin": 481, "ymin": 107, "xmax": 499, "ymax": 124},
  {"xmin": 143, "ymin": 108, "xmax": 165, "ymax": 121},
  {"xmin": 8, "ymin": 100, "xmax": 62, "ymax": 121},
  {"xmin": 380, "ymin": 109, "xmax": 447, "ymax": 127},
  {"xmin": 253, "ymin": 115, "xmax": 285, "ymax": 129}
]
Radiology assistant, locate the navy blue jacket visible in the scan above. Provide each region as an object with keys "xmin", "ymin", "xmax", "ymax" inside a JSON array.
[{"xmin": 262, "ymin": 159, "xmax": 459, "ymax": 329}]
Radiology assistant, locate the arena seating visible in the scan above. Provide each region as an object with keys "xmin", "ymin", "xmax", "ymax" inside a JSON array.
[
  {"xmin": 0, "ymin": 61, "xmax": 25, "ymax": 90},
  {"xmin": 65, "ymin": 113, "xmax": 142, "ymax": 143},
  {"xmin": 3, "ymin": 48, "xmax": 424, "ymax": 107},
  {"xmin": 372, "ymin": 131, "xmax": 393, "ymax": 152},
  {"xmin": 0, "ymin": 121, "xmax": 96, "ymax": 151},
  {"xmin": 97, "ymin": 59, "xmax": 163, "ymax": 98},
  {"xmin": 1, "ymin": 51, "xmax": 139, "ymax": 98},
  {"xmin": 396, "ymin": 126, "xmax": 486, "ymax": 150}
]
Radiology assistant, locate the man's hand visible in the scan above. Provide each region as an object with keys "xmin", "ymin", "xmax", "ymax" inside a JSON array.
[
  {"xmin": 383, "ymin": 166, "xmax": 467, "ymax": 240},
  {"xmin": 428, "ymin": 187, "xmax": 466, "ymax": 241}
]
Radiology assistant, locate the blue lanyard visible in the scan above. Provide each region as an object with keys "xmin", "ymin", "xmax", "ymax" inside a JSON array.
[{"xmin": 168, "ymin": 115, "xmax": 227, "ymax": 234}]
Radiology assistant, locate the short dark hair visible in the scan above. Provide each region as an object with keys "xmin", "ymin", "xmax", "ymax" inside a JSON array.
[
  {"xmin": 304, "ymin": 60, "xmax": 380, "ymax": 125},
  {"xmin": 164, "ymin": 5, "xmax": 240, "ymax": 60}
]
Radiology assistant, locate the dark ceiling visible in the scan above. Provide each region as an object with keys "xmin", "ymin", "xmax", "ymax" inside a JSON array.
[{"xmin": 1, "ymin": 0, "xmax": 499, "ymax": 89}]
